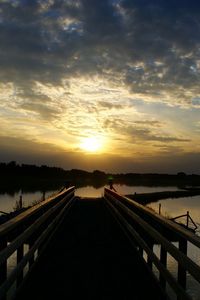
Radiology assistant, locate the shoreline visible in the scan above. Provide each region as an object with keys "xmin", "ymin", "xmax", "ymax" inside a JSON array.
[{"xmin": 125, "ymin": 190, "xmax": 200, "ymax": 205}]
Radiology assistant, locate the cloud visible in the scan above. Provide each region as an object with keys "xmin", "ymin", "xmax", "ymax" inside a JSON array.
[
  {"xmin": 133, "ymin": 120, "xmax": 163, "ymax": 127},
  {"xmin": 0, "ymin": 135, "xmax": 199, "ymax": 174},
  {"xmin": 103, "ymin": 117, "xmax": 190, "ymax": 144},
  {"xmin": 0, "ymin": 1, "xmax": 200, "ymax": 173},
  {"xmin": 125, "ymin": 126, "xmax": 190, "ymax": 143},
  {"xmin": 13, "ymin": 88, "xmax": 60, "ymax": 119},
  {"xmin": 0, "ymin": 0, "xmax": 200, "ymax": 107},
  {"xmin": 98, "ymin": 101, "xmax": 124, "ymax": 110},
  {"xmin": 110, "ymin": 151, "xmax": 200, "ymax": 174}
]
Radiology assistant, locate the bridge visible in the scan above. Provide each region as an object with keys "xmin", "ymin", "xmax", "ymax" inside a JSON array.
[{"xmin": 0, "ymin": 187, "xmax": 200, "ymax": 299}]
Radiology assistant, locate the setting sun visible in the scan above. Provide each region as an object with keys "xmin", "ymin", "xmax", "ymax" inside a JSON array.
[{"xmin": 80, "ymin": 137, "xmax": 102, "ymax": 153}]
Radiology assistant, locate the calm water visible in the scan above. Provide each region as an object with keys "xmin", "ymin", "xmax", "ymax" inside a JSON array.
[
  {"xmin": 76, "ymin": 184, "xmax": 200, "ymax": 229},
  {"xmin": 148, "ymin": 196, "xmax": 200, "ymax": 231},
  {"xmin": 0, "ymin": 190, "xmax": 59, "ymax": 213},
  {"xmin": 75, "ymin": 184, "xmax": 179, "ymax": 197},
  {"xmin": 1, "ymin": 184, "xmax": 200, "ymax": 299},
  {"xmin": 0, "ymin": 184, "xmax": 180, "ymax": 213}
]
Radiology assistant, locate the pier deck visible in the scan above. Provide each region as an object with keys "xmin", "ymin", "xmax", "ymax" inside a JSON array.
[{"xmin": 15, "ymin": 197, "xmax": 166, "ymax": 300}]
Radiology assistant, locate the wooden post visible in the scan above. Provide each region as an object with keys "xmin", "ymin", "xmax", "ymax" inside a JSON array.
[
  {"xmin": 0, "ymin": 237, "xmax": 7, "ymax": 300},
  {"xmin": 147, "ymin": 243, "xmax": 153, "ymax": 270},
  {"xmin": 138, "ymin": 246, "xmax": 143, "ymax": 257},
  {"xmin": 186, "ymin": 211, "xmax": 189, "ymax": 228},
  {"xmin": 28, "ymin": 242, "xmax": 35, "ymax": 269},
  {"xmin": 178, "ymin": 238, "xmax": 187, "ymax": 291},
  {"xmin": 0, "ymin": 238, "xmax": 7, "ymax": 285},
  {"xmin": 159, "ymin": 204, "xmax": 161, "ymax": 215},
  {"xmin": 159, "ymin": 246, "xmax": 167, "ymax": 289},
  {"xmin": 19, "ymin": 195, "xmax": 23, "ymax": 209},
  {"xmin": 17, "ymin": 245, "xmax": 24, "ymax": 287}
]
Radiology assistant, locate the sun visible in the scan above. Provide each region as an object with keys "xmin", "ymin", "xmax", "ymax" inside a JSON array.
[{"xmin": 80, "ymin": 137, "xmax": 102, "ymax": 152}]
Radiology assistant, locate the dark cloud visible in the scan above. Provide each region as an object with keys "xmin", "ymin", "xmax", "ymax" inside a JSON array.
[
  {"xmin": 0, "ymin": 0, "xmax": 200, "ymax": 100},
  {"xmin": 20, "ymin": 101, "xmax": 60, "ymax": 119},
  {"xmin": 125, "ymin": 126, "xmax": 190, "ymax": 143},
  {"xmin": 98, "ymin": 101, "xmax": 124, "ymax": 110},
  {"xmin": 0, "ymin": 0, "xmax": 199, "ymax": 173},
  {"xmin": 0, "ymin": 135, "xmax": 85, "ymax": 169},
  {"xmin": 0, "ymin": 135, "xmax": 125, "ymax": 172},
  {"xmin": 81, "ymin": 0, "xmax": 123, "ymax": 36},
  {"xmin": 0, "ymin": 135, "xmax": 198, "ymax": 173},
  {"xmin": 133, "ymin": 120, "xmax": 162, "ymax": 127},
  {"xmin": 109, "ymin": 151, "xmax": 200, "ymax": 174},
  {"xmin": 16, "ymin": 88, "xmax": 61, "ymax": 119},
  {"xmin": 103, "ymin": 117, "xmax": 190, "ymax": 143}
]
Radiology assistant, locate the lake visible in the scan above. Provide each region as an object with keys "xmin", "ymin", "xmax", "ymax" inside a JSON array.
[
  {"xmin": 0, "ymin": 190, "xmax": 60, "ymax": 213},
  {"xmin": 1, "ymin": 184, "xmax": 200, "ymax": 299},
  {"xmin": 1, "ymin": 185, "xmax": 200, "ymax": 227}
]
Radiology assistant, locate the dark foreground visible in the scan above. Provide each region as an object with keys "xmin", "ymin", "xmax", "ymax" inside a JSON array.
[{"xmin": 15, "ymin": 197, "xmax": 166, "ymax": 300}]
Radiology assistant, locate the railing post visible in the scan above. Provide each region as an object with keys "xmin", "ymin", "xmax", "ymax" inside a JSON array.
[
  {"xmin": 19, "ymin": 195, "xmax": 23, "ymax": 209},
  {"xmin": 186, "ymin": 211, "xmax": 189, "ymax": 228},
  {"xmin": 147, "ymin": 242, "xmax": 153, "ymax": 270},
  {"xmin": 0, "ymin": 237, "xmax": 7, "ymax": 300},
  {"xmin": 159, "ymin": 203, "xmax": 161, "ymax": 215},
  {"xmin": 159, "ymin": 246, "xmax": 167, "ymax": 289},
  {"xmin": 178, "ymin": 238, "xmax": 187, "ymax": 291},
  {"xmin": 28, "ymin": 241, "xmax": 35, "ymax": 269},
  {"xmin": 17, "ymin": 245, "xmax": 24, "ymax": 287},
  {"xmin": 138, "ymin": 246, "xmax": 143, "ymax": 256},
  {"xmin": 0, "ymin": 237, "xmax": 7, "ymax": 285}
]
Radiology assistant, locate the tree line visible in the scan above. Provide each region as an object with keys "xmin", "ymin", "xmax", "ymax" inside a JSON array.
[{"xmin": 0, "ymin": 161, "xmax": 200, "ymax": 187}]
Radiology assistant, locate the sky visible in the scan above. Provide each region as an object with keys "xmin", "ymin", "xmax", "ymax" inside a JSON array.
[{"xmin": 0, "ymin": 0, "xmax": 200, "ymax": 173}]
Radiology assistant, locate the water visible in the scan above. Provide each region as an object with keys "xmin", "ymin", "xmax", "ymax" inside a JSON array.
[
  {"xmin": 1, "ymin": 184, "xmax": 200, "ymax": 299},
  {"xmin": 75, "ymin": 184, "xmax": 179, "ymax": 198},
  {"xmin": 76, "ymin": 184, "xmax": 200, "ymax": 229},
  {"xmin": 147, "ymin": 196, "xmax": 200, "ymax": 227},
  {"xmin": 0, "ymin": 190, "xmax": 59, "ymax": 213},
  {"xmin": 147, "ymin": 196, "xmax": 200, "ymax": 300}
]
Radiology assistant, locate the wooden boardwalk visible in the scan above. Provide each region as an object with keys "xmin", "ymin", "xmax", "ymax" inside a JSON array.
[{"xmin": 15, "ymin": 197, "xmax": 166, "ymax": 300}]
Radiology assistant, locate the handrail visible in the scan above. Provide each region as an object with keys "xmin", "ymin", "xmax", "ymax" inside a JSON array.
[
  {"xmin": 0, "ymin": 211, "xmax": 9, "ymax": 216},
  {"xmin": 170, "ymin": 212, "xmax": 198, "ymax": 231},
  {"xmin": 0, "ymin": 186, "xmax": 75, "ymax": 238},
  {"xmin": 105, "ymin": 192, "xmax": 200, "ymax": 280},
  {"xmin": 104, "ymin": 188, "xmax": 200, "ymax": 247},
  {"xmin": 0, "ymin": 186, "xmax": 75, "ymax": 299},
  {"xmin": 104, "ymin": 188, "xmax": 200, "ymax": 300},
  {"xmin": 0, "ymin": 192, "xmax": 73, "ymax": 264},
  {"xmin": 106, "ymin": 199, "xmax": 191, "ymax": 300}
]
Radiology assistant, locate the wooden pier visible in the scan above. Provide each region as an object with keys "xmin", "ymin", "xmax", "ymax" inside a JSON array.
[
  {"xmin": 0, "ymin": 187, "xmax": 200, "ymax": 299},
  {"xmin": 14, "ymin": 197, "xmax": 165, "ymax": 300}
]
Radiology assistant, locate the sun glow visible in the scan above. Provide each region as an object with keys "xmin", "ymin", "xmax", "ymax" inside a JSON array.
[{"xmin": 80, "ymin": 137, "xmax": 102, "ymax": 152}]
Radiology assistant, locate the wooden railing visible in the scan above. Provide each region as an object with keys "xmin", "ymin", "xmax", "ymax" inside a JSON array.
[
  {"xmin": 170, "ymin": 211, "xmax": 198, "ymax": 232},
  {"xmin": 0, "ymin": 186, "xmax": 75, "ymax": 300},
  {"xmin": 104, "ymin": 188, "xmax": 200, "ymax": 300}
]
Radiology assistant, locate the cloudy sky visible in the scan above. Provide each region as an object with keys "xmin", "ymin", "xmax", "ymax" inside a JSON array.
[{"xmin": 0, "ymin": 0, "xmax": 200, "ymax": 173}]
